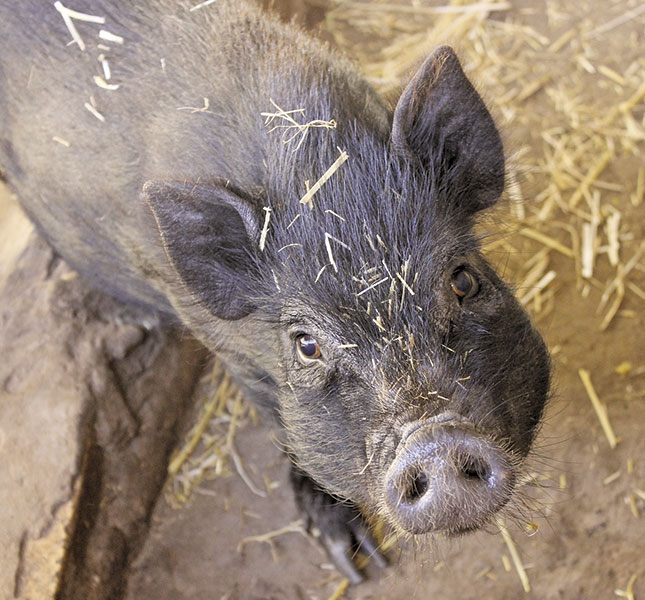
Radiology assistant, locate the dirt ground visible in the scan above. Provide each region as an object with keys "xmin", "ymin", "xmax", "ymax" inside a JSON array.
[{"xmin": 2, "ymin": 0, "xmax": 644, "ymax": 599}]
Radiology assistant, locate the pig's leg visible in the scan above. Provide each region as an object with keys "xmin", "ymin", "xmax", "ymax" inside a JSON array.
[{"xmin": 289, "ymin": 465, "xmax": 387, "ymax": 583}]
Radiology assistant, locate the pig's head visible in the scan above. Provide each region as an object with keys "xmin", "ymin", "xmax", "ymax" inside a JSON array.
[{"xmin": 144, "ymin": 47, "xmax": 551, "ymax": 536}]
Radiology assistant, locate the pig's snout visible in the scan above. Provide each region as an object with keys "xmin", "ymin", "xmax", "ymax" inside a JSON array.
[{"xmin": 384, "ymin": 417, "xmax": 515, "ymax": 534}]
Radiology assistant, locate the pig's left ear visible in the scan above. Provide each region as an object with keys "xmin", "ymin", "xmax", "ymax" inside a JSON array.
[
  {"xmin": 143, "ymin": 180, "xmax": 260, "ymax": 320},
  {"xmin": 392, "ymin": 46, "xmax": 505, "ymax": 213}
]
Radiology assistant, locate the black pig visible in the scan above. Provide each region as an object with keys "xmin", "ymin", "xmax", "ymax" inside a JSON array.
[{"xmin": 0, "ymin": 0, "xmax": 550, "ymax": 583}]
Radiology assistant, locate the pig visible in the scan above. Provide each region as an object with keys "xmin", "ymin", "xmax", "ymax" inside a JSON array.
[{"xmin": 0, "ymin": 0, "xmax": 551, "ymax": 584}]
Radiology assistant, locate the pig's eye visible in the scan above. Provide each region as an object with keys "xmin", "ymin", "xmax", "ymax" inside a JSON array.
[
  {"xmin": 296, "ymin": 334, "xmax": 323, "ymax": 363},
  {"xmin": 450, "ymin": 268, "xmax": 479, "ymax": 299}
]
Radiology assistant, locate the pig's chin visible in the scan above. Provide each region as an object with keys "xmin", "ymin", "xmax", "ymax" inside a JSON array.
[
  {"xmin": 443, "ymin": 519, "xmax": 491, "ymax": 537},
  {"xmin": 384, "ymin": 510, "xmax": 502, "ymax": 538},
  {"xmin": 397, "ymin": 519, "xmax": 488, "ymax": 538}
]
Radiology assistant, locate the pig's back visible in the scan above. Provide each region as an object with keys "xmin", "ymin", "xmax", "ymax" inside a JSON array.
[{"xmin": 0, "ymin": 0, "xmax": 387, "ymax": 311}]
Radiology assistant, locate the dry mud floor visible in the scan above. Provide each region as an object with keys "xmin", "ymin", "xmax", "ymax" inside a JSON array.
[{"xmin": 1, "ymin": 0, "xmax": 644, "ymax": 599}]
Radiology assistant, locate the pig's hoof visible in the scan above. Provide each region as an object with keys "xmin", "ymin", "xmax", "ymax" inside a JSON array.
[
  {"xmin": 290, "ymin": 467, "xmax": 387, "ymax": 584},
  {"xmin": 317, "ymin": 506, "xmax": 388, "ymax": 584}
]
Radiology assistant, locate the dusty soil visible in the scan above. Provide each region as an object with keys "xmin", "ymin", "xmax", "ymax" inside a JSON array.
[
  {"xmin": 0, "ymin": 197, "xmax": 208, "ymax": 599},
  {"xmin": 1, "ymin": 0, "xmax": 644, "ymax": 599}
]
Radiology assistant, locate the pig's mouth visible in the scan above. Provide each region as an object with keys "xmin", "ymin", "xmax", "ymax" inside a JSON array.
[
  {"xmin": 381, "ymin": 414, "xmax": 516, "ymax": 535},
  {"xmin": 444, "ymin": 521, "xmax": 487, "ymax": 537}
]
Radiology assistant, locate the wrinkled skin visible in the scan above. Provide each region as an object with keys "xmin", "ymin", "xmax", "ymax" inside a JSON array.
[{"xmin": 0, "ymin": 0, "xmax": 550, "ymax": 583}]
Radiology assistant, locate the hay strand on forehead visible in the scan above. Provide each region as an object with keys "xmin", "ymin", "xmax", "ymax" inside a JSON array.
[
  {"xmin": 262, "ymin": 99, "xmax": 336, "ymax": 151},
  {"xmin": 357, "ymin": 276, "xmax": 389, "ymax": 297},
  {"xmin": 396, "ymin": 271, "xmax": 415, "ymax": 297},
  {"xmin": 314, "ymin": 264, "xmax": 328, "ymax": 283},
  {"xmin": 324, "ymin": 232, "xmax": 350, "ymax": 273},
  {"xmin": 259, "ymin": 206, "xmax": 272, "ymax": 251},
  {"xmin": 299, "ymin": 148, "xmax": 349, "ymax": 208},
  {"xmin": 325, "ymin": 209, "xmax": 346, "ymax": 221},
  {"xmin": 271, "ymin": 268, "xmax": 281, "ymax": 291},
  {"xmin": 277, "ymin": 243, "xmax": 303, "ymax": 253},
  {"xmin": 286, "ymin": 213, "xmax": 301, "ymax": 230},
  {"xmin": 497, "ymin": 519, "xmax": 531, "ymax": 593},
  {"xmin": 262, "ymin": 102, "xmax": 305, "ymax": 121},
  {"xmin": 397, "ymin": 259, "xmax": 414, "ymax": 310},
  {"xmin": 578, "ymin": 368, "xmax": 618, "ymax": 448}
]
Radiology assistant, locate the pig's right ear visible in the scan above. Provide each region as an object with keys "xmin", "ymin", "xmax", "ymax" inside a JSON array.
[{"xmin": 143, "ymin": 180, "xmax": 260, "ymax": 320}]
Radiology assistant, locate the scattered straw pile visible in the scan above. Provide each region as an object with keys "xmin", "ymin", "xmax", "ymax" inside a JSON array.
[{"xmin": 166, "ymin": 361, "xmax": 266, "ymax": 506}]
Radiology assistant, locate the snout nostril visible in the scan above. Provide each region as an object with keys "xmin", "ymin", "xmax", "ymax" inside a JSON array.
[
  {"xmin": 386, "ymin": 424, "xmax": 515, "ymax": 535},
  {"xmin": 460, "ymin": 455, "xmax": 490, "ymax": 482},
  {"xmin": 404, "ymin": 470, "xmax": 429, "ymax": 502}
]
